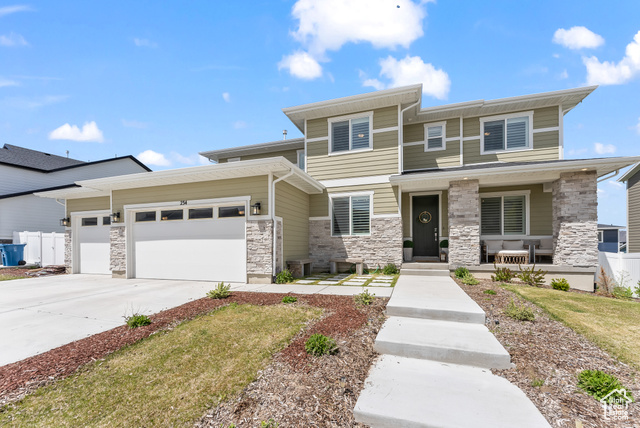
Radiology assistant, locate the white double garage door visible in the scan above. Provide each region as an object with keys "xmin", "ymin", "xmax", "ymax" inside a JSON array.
[{"xmin": 74, "ymin": 200, "xmax": 248, "ymax": 283}]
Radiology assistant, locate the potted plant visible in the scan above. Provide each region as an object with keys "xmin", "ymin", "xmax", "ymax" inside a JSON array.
[
  {"xmin": 439, "ymin": 239, "xmax": 449, "ymax": 262},
  {"xmin": 403, "ymin": 240, "xmax": 414, "ymax": 262}
]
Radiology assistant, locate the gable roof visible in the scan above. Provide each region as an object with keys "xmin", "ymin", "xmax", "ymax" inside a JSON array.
[
  {"xmin": 200, "ymin": 137, "xmax": 304, "ymax": 163},
  {"xmin": 0, "ymin": 144, "xmax": 151, "ymax": 173},
  {"xmin": 617, "ymin": 162, "xmax": 640, "ymax": 182}
]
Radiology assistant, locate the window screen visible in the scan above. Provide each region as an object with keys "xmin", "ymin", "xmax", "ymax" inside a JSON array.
[
  {"xmin": 503, "ymin": 196, "xmax": 525, "ymax": 235},
  {"xmin": 427, "ymin": 125, "xmax": 443, "ymax": 149},
  {"xmin": 506, "ymin": 117, "xmax": 528, "ymax": 149},
  {"xmin": 480, "ymin": 197, "xmax": 501, "ymax": 235},
  {"xmin": 135, "ymin": 211, "xmax": 156, "ymax": 222},
  {"xmin": 351, "ymin": 196, "xmax": 370, "ymax": 235},
  {"xmin": 188, "ymin": 208, "xmax": 213, "ymax": 219},
  {"xmin": 483, "ymin": 121, "xmax": 504, "ymax": 152},
  {"xmin": 81, "ymin": 217, "xmax": 98, "ymax": 226},
  {"xmin": 351, "ymin": 117, "xmax": 370, "ymax": 150},
  {"xmin": 332, "ymin": 197, "xmax": 350, "ymax": 236},
  {"xmin": 331, "ymin": 121, "xmax": 349, "ymax": 152}
]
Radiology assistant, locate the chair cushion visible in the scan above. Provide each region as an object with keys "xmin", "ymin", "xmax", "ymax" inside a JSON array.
[
  {"xmin": 485, "ymin": 240, "xmax": 503, "ymax": 252},
  {"xmin": 503, "ymin": 240, "xmax": 524, "ymax": 250},
  {"xmin": 497, "ymin": 250, "xmax": 529, "ymax": 255},
  {"xmin": 536, "ymin": 249, "xmax": 554, "ymax": 255},
  {"xmin": 539, "ymin": 238, "xmax": 553, "ymax": 249}
]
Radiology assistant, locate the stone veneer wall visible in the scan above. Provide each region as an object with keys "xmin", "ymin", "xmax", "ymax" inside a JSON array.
[
  {"xmin": 275, "ymin": 219, "xmax": 283, "ymax": 274},
  {"xmin": 308, "ymin": 217, "xmax": 403, "ymax": 272},
  {"xmin": 64, "ymin": 229, "xmax": 72, "ymax": 274},
  {"xmin": 448, "ymin": 179, "xmax": 480, "ymax": 267},
  {"xmin": 552, "ymin": 171, "xmax": 598, "ymax": 267},
  {"xmin": 110, "ymin": 225, "xmax": 126, "ymax": 278},
  {"xmin": 246, "ymin": 220, "xmax": 274, "ymax": 283}
]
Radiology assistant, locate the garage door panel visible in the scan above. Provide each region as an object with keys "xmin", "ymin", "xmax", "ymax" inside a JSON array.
[{"xmin": 76, "ymin": 217, "xmax": 110, "ymax": 275}]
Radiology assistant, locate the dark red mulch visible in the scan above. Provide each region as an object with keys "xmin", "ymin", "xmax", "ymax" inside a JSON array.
[{"xmin": 0, "ymin": 291, "xmax": 370, "ymax": 403}]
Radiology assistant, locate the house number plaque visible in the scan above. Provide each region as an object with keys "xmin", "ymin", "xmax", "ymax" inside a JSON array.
[{"xmin": 418, "ymin": 211, "xmax": 432, "ymax": 224}]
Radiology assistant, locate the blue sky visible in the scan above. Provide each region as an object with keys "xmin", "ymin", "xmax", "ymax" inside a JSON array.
[{"xmin": 0, "ymin": 1, "xmax": 639, "ymax": 226}]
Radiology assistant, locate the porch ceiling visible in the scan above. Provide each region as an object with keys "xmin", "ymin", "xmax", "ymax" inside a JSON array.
[{"xmin": 391, "ymin": 156, "xmax": 640, "ymax": 192}]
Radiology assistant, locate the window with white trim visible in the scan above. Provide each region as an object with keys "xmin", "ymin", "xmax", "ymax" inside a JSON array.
[
  {"xmin": 331, "ymin": 195, "xmax": 371, "ymax": 236},
  {"xmin": 329, "ymin": 113, "xmax": 372, "ymax": 154},
  {"xmin": 297, "ymin": 149, "xmax": 305, "ymax": 170},
  {"xmin": 597, "ymin": 231, "xmax": 604, "ymax": 243},
  {"xmin": 424, "ymin": 122, "xmax": 446, "ymax": 151},
  {"xmin": 481, "ymin": 113, "xmax": 531, "ymax": 154},
  {"xmin": 481, "ymin": 194, "xmax": 527, "ymax": 235}
]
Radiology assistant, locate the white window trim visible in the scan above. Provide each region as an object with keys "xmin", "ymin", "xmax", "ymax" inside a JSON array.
[
  {"xmin": 296, "ymin": 149, "xmax": 305, "ymax": 171},
  {"xmin": 329, "ymin": 191, "xmax": 373, "ymax": 237},
  {"xmin": 479, "ymin": 191, "xmax": 530, "ymax": 237},
  {"xmin": 327, "ymin": 111, "xmax": 374, "ymax": 155},
  {"xmin": 597, "ymin": 231, "xmax": 604, "ymax": 243},
  {"xmin": 423, "ymin": 121, "xmax": 447, "ymax": 152},
  {"xmin": 480, "ymin": 111, "xmax": 534, "ymax": 155}
]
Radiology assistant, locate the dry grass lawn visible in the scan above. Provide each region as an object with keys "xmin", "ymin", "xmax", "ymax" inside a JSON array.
[
  {"xmin": 506, "ymin": 285, "xmax": 640, "ymax": 369},
  {"xmin": 0, "ymin": 304, "xmax": 321, "ymax": 427}
]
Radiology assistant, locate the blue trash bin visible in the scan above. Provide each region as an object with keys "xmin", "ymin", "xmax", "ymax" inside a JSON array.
[{"xmin": 0, "ymin": 244, "xmax": 26, "ymax": 266}]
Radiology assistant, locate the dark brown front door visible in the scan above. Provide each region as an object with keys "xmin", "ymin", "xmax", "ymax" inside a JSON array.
[{"xmin": 413, "ymin": 195, "xmax": 439, "ymax": 257}]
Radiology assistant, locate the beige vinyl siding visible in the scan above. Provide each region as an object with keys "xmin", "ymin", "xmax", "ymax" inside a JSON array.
[
  {"xmin": 479, "ymin": 184, "xmax": 552, "ymax": 236},
  {"xmin": 310, "ymin": 191, "xmax": 329, "ymax": 217},
  {"xmin": 402, "ymin": 120, "xmax": 461, "ymax": 171},
  {"xmin": 306, "ymin": 107, "xmax": 399, "ymax": 180},
  {"xmin": 67, "ymin": 196, "xmax": 111, "ymax": 217},
  {"xmin": 401, "ymin": 192, "xmax": 449, "ymax": 238},
  {"xmin": 218, "ymin": 149, "xmax": 299, "ymax": 164},
  {"xmin": 628, "ymin": 172, "xmax": 640, "ymax": 253},
  {"xmin": 533, "ymin": 106, "xmax": 559, "ymax": 129},
  {"xmin": 309, "ymin": 183, "xmax": 399, "ymax": 218},
  {"xmin": 112, "ymin": 176, "xmax": 269, "ymax": 215},
  {"xmin": 275, "ymin": 181, "xmax": 309, "ymax": 261}
]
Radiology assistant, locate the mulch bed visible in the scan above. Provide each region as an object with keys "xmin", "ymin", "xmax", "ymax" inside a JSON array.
[
  {"xmin": 0, "ymin": 266, "xmax": 66, "ymax": 278},
  {"xmin": 457, "ymin": 277, "xmax": 640, "ymax": 428},
  {"xmin": 0, "ymin": 290, "xmax": 387, "ymax": 427}
]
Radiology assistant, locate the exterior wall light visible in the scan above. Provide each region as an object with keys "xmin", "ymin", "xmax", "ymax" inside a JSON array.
[
  {"xmin": 60, "ymin": 217, "xmax": 70, "ymax": 227},
  {"xmin": 251, "ymin": 202, "xmax": 261, "ymax": 216},
  {"xmin": 110, "ymin": 212, "xmax": 121, "ymax": 223}
]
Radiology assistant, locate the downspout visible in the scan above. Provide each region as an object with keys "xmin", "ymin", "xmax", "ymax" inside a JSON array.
[
  {"xmin": 398, "ymin": 99, "xmax": 421, "ymax": 173},
  {"xmin": 271, "ymin": 168, "xmax": 295, "ymax": 279}
]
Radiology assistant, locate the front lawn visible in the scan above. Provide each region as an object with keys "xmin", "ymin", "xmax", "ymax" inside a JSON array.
[
  {"xmin": 1, "ymin": 304, "xmax": 320, "ymax": 427},
  {"xmin": 505, "ymin": 285, "xmax": 640, "ymax": 369}
]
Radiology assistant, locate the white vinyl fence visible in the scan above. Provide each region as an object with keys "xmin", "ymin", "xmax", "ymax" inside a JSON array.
[
  {"xmin": 598, "ymin": 251, "xmax": 640, "ymax": 292},
  {"xmin": 12, "ymin": 231, "xmax": 65, "ymax": 266}
]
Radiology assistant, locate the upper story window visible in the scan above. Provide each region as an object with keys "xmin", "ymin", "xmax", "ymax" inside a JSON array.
[
  {"xmin": 424, "ymin": 122, "xmax": 446, "ymax": 151},
  {"xmin": 480, "ymin": 112, "xmax": 533, "ymax": 154},
  {"xmin": 297, "ymin": 149, "xmax": 305, "ymax": 170},
  {"xmin": 328, "ymin": 112, "xmax": 373, "ymax": 154}
]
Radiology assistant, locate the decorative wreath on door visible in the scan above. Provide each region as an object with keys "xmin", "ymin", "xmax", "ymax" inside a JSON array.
[{"xmin": 418, "ymin": 211, "xmax": 432, "ymax": 224}]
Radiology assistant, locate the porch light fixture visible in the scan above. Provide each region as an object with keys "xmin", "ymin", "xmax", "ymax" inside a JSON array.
[
  {"xmin": 60, "ymin": 217, "xmax": 70, "ymax": 227},
  {"xmin": 251, "ymin": 202, "xmax": 261, "ymax": 216},
  {"xmin": 581, "ymin": 168, "xmax": 588, "ymax": 171},
  {"xmin": 110, "ymin": 212, "xmax": 121, "ymax": 223},
  {"xmin": 463, "ymin": 177, "xmax": 469, "ymax": 180}
]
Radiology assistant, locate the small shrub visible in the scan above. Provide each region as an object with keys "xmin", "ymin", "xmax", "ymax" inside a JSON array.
[
  {"xmin": 461, "ymin": 272, "xmax": 479, "ymax": 285},
  {"xmin": 382, "ymin": 263, "xmax": 399, "ymax": 275},
  {"xmin": 577, "ymin": 370, "xmax": 634, "ymax": 403},
  {"xmin": 531, "ymin": 378, "xmax": 545, "ymax": 387},
  {"xmin": 282, "ymin": 296, "xmax": 297, "ymax": 304},
  {"xmin": 439, "ymin": 239, "xmax": 449, "ymax": 249},
  {"xmin": 634, "ymin": 281, "xmax": 640, "ymax": 298},
  {"xmin": 612, "ymin": 286, "xmax": 634, "ymax": 300},
  {"xmin": 516, "ymin": 264, "xmax": 547, "ymax": 287},
  {"xmin": 454, "ymin": 267, "xmax": 469, "ymax": 278},
  {"xmin": 207, "ymin": 282, "xmax": 231, "ymax": 299},
  {"xmin": 261, "ymin": 419, "xmax": 278, "ymax": 428},
  {"xmin": 125, "ymin": 313, "xmax": 151, "ymax": 328},
  {"xmin": 355, "ymin": 288, "xmax": 375, "ymax": 306},
  {"xmin": 504, "ymin": 299, "xmax": 535, "ymax": 321},
  {"xmin": 491, "ymin": 264, "xmax": 514, "ymax": 283},
  {"xmin": 275, "ymin": 269, "xmax": 294, "ymax": 284},
  {"xmin": 403, "ymin": 240, "xmax": 414, "ymax": 248},
  {"xmin": 551, "ymin": 278, "xmax": 570, "ymax": 291},
  {"xmin": 596, "ymin": 267, "xmax": 616, "ymax": 295},
  {"xmin": 483, "ymin": 289, "xmax": 497, "ymax": 295},
  {"xmin": 305, "ymin": 333, "xmax": 338, "ymax": 356}
]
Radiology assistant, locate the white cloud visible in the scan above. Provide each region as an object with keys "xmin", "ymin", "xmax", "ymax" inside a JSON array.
[
  {"xmin": 133, "ymin": 38, "xmax": 157, "ymax": 48},
  {"xmin": 278, "ymin": 51, "xmax": 322, "ymax": 79},
  {"xmin": 137, "ymin": 150, "xmax": 171, "ymax": 167},
  {"xmin": 594, "ymin": 142, "xmax": 616, "ymax": 154},
  {"xmin": 584, "ymin": 31, "xmax": 640, "ymax": 85},
  {"xmin": 553, "ymin": 26, "xmax": 604, "ymax": 50},
  {"xmin": 170, "ymin": 152, "xmax": 210, "ymax": 166},
  {"xmin": 0, "ymin": 77, "xmax": 19, "ymax": 87},
  {"xmin": 0, "ymin": 5, "xmax": 32, "ymax": 17},
  {"xmin": 0, "ymin": 32, "xmax": 28, "ymax": 47},
  {"xmin": 566, "ymin": 147, "xmax": 588, "ymax": 156},
  {"xmin": 363, "ymin": 55, "xmax": 451, "ymax": 100},
  {"xmin": 233, "ymin": 120, "xmax": 248, "ymax": 129},
  {"xmin": 222, "ymin": 92, "xmax": 230, "ymax": 103},
  {"xmin": 597, "ymin": 187, "xmax": 605, "ymax": 195},
  {"xmin": 48, "ymin": 121, "xmax": 104, "ymax": 143},
  {"xmin": 121, "ymin": 119, "xmax": 148, "ymax": 129},
  {"xmin": 559, "ymin": 69, "xmax": 569, "ymax": 79},
  {"xmin": 1, "ymin": 94, "xmax": 67, "ymax": 109},
  {"xmin": 609, "ymin": 180, "xmax": 624, "ymax": 188}
]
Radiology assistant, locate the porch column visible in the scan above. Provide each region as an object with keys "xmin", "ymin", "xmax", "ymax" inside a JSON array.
[
  {"xmin": 448, "ymin": 179, "xmax": 480, "ymax": 267},
  {"xmin": 552, "ymin": 171, "xmax": 598, "ymax": 267},
  {"xmin": 110, "ymin": 225, "xmax": 126, "ymax": 278},
  {"xmin": 64, "ymin": 229, "xmax": 72, "ymax": 274}
]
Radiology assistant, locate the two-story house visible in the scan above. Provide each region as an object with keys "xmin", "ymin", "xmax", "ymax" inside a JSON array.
[{"xmin": 37, "ymin": 85, "xmax": 640, "ymax": 289}]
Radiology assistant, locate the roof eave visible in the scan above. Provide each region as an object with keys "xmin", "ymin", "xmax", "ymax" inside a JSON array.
[{"xmin": 617, "ymin": 162, "xmax": 640, "ymax": 182}]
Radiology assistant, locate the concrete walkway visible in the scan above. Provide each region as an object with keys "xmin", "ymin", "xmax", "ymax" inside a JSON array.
[
  {"xmin": 0, "ymin": 274, "xmax": 390, "ymax": 366},
  {"xmin": 354, "ymin": 273, "xmax": 551, "ymax": 428}
]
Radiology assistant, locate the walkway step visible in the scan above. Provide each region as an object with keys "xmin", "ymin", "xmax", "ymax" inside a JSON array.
[
  {"xmin": 375, "ymin": 316, "xmax": 512, "ymax": 369},
  {"xmin": 354, "ymin": 355, "xmax": 550, "ymax": 428},
  {"xmin": 399, "ymin": 268, "xmax": 450, "ymax": 276},
  {"xmin": 386, "ymin": 275, "xmax": 485, "ymax": 324},
  {"xmin": 401, "ymin": 262, "xmax": 449, "ymax": 270}
]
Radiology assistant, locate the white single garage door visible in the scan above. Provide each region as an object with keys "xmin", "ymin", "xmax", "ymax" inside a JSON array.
[
  {"xmin": 76, "ymin": 214, "xmax": 111, "ymax": 275},
  {"xmin": 131, "ymin": 204, "xmax": 247, "ymax": 283}
]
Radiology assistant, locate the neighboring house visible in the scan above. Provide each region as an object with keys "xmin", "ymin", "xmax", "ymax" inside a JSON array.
[
  {"xmin": 0, "ymin": 144, "xmax": 150, "ymax": 242},
  {"xmin": 597, "ymin": 224, "xmax": 625, "ymax": 253},
  {"xmin": 619, "ymin": 230, "xmax": 627, "ymax": 253},
  {"xmin": 618, "ymin": 163, "xmax": 640, "ymax": 253},
  {"xmin": 37, "ymin": 85, "xmax": 640, "ymax": 291}
]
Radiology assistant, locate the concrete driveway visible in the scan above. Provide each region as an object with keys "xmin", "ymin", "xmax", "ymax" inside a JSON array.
[{"xmin": 0, "ymin": 274, "xmax": 224, "ymax": 366}]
